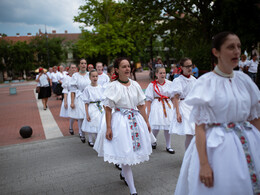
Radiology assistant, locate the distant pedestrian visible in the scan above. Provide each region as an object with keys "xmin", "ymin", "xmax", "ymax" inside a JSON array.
[
  {"xmin": 169, "ymin": 57, "xmax": 196, "ymax": 150},
  {"xmin": 247, "ymin": 54, "xmax": 258, "ymax": 83},
  {"xmin": 239, "ymin": 54, "xmax": 249, "ymax": 73},
  {"xmin": 59, "ymin": 63, "xmax": 77, "ymax": 135},
  {"xmin": 96, "ymin": 62, "xmax": 110, "ymax": 86},
  {"xmin": 36, "ymin": 68, "xmax": 51, "ymax": 110},
  {"xmin": 82, "ymin": 69, "xmax": 104, "ymax": 147},
  {"xmin": 69, "ymin": 59, "xmax": 91, "ymax": 143},
  {"xmin": 145, "ymin": 67, "xmax": 175, "ymax": 154},
  {"xmin": 192, "ymin": 64, "xmax": 199, "ymax": 78}
]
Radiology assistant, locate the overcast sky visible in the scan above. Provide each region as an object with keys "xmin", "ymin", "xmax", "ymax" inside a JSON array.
[{"xmin": 0, "ymin": 0, "xmax": 87, "ymax": 36}]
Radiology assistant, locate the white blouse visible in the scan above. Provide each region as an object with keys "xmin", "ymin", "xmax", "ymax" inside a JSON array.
[
  {"xmin": 185, "ymin": 71, "xmax": 260, "ymax": 125},
  {"xmin": 98, "ymin": 73, "xmax": 110, "ymax": 86},
  {"xmin": 70, "ymin": 72, "xmax": 90, "ymax": 93},
  {"xmin": 145, "ymin": 79, "xmax": 173, "ymax": 101},
  {"xmin": 171, "ymin": 75, "xmax": 196, "ymax": 99},
  {"xmin": 82, "ymin": 85, "xmax": 104, "ymax": 104},
  {"xmin": 103, "ymin": 79, "xmax": 145, "ymax": 109}
]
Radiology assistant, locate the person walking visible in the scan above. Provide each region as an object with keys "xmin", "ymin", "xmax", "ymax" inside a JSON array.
[
  {"xmin": 174, "ymin": 31, "xmax": 260, "ymax": 195},
  {"xmin": 69, "ymin": 59, "xmax": 91, "ymax": 143},
  {"xmin": 103, "ymin": 57, "xmax": 152, "ymax": 195},
  {"xmin": 145, "ymin": 67, "xmax": 175, "ymax": 154},
  {"xmin": 36, "ymin": 68, "xmax": 51, "ymax": 110}
]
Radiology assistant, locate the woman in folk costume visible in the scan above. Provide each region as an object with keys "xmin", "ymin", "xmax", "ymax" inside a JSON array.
[
  {"xmin": 59, "ymin": 64, "xmax": 77, "ymax": 135},
  {"xmin": 145, "ymin": 67, "xmax": 175, "ymax": 154},
  {"xmin": 69, "ymin": 58, "xmax": 91, "ymax": 143},
  {"xmin": 174, "ymin": 32, "xmax": 260, "ymax": 195},
  {"xmin": 103, "ymin": 57, "xmax": 152, "ymax": 195},
  {"xmin": 81, "ymin": 69, "xmax": 104, "ymax": 147},
  {"xmin": 169, "ymin": 57, "xmax": 197, "ymax": 150}
]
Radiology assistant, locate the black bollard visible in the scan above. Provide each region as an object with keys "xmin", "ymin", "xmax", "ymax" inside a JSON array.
[{"xmin": 19, "ymin": 126, "xmax": 33, "ymax": 138}]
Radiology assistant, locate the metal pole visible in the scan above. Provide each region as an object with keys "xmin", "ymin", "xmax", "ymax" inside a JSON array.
[{"xmin": 45, "ymin": 25, "xmax": 50, "ymax": 67}]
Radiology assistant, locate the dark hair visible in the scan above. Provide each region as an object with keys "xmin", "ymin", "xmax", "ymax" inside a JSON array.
[
  {"xmin": 89, "ymin": 69, "xmax": 97, "ymax": 77},
  {"xmin": 179, "ymin": 57, "xmax": 191, "ymax": 66},
  {"xmin": 155, "ymin": 66, "xmax": 165, "ymax": 73},
  {"xmin": 79, "ymin": 58, "xmax": 87, "ymax": 65},
  {"xmin": 113, "ymin": 57, "xmax": 130, "ymax": 79},
  {"xmin": 107, "ymin": 65, "xmax": 114, "ymax": 74},
  {"xmin": 211, "ymin": 31, "xmax": 237, "ymax": 66}
]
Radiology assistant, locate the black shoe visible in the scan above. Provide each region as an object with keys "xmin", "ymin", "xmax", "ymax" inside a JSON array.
[
  {"xmin": 131, "ymin": 193, "xmax": 138, "ymax": 195},
  {"xmin": 152, "ymin": 142, "xmax": 157, "ymax": 149},
  {"xmin": 69, "ymin": 129, "xmax": 74, "ymax": 135},
  {"xmin": 120, "ymin": 173, "xmax": 128, "ymax": 186},
  {"xmin": 88, "ymin": 141, "xmax": 94, "ymax": 147},
  {"xmin": 166, "ymin": 147, "xmax": 175, "ymax": 154},
  {"xmin": 115, "ymin": 164, "xmax": 122, "ymax": 170},
  {"xmin": 80, "ymin": 136, "xmax": 86, "ymax": 143}
]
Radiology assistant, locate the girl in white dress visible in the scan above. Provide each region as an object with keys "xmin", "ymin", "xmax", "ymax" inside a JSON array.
[
  {"xmin": 169, "ymin": 57, "xmax": 196, "ymax": 150},
  {"xmin": 96, "ymin": 62, "xmax": 110, "ymax": 86},
  {"xmin": 82, "ymin": 70, "xmax": 104, "ymax": 147},
  {"xmin": 145, "ymin": 67, "xmax": 175, "ymax": 154},
  {"xmin": 175, "ymin": 32, "xmax": 260, "ymax": 195},
  {"xmin": 59, "ymin": 64, "xmax": 77, "ymax": 135},
  {"xmin": 104, "ymin": 57, "xmax": 152, "ymax": 195},
  {"xmin": 69, "ymin": 59, "xmax": 91, "ymax": 143}
]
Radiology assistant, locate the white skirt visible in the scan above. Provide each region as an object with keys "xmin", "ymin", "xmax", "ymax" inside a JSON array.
[
  {"xmin": 59, "ymin": 92, "xmax": 71, "ymax": 118},
  {"xmin": 68, "ymin": 93, "xmax": 85, "ymax": 120},
  {"xmin": 82, "ymin": 102, "xmax": 104, "ymax": 133},
  {"xmin": 175, "ymin": 124, "xmax": 260, "ymax": 195},
  {"xmin": 169, "ymin": 100, "xmax": 195, "ymax": 135},
  {"xmin": 103, "ymin": 110, "xmax": 152, "ymax": 165},
  {"xmin": 149, "ymin": 98, "xmax": 173, "ymax": 130}
]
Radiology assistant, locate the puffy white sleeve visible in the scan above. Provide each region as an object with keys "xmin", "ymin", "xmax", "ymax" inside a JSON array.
[
  {"xmin": 61, "ymin": 77, "xmax": 69, "ymax": 94},
  {"xmin": 242, "ymin": 73, "xmax": 260, "ymax": 121},
  {"xmin": 171, "ymin": 78, "xmax": 183, "ymax": 98},
  {"xmin": 185, "ymin": 73, "xmax": 218, "ymax": 125},
  {"xmin": 145, "ymin": 83, "xmax": 154, "ymax": 101},
  {"xmin": 70, "ymin": 74, "xmax": 78, "ymax": 93},
  {"xmin": 103, "ymin": 82, "xmax": 119, "ymax": 109},
  {"xmin": 82, "ymin": 87, "xmax": 91, "ymax": 104},
  {"xmin": 132, "ymin": 80, "xmax": 146, "ymax": 106}
]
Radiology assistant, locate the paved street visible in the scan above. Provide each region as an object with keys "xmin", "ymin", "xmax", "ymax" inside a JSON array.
[{"xmin": 0, "ymin": 71, "xmax": 186, "ymax": 195}]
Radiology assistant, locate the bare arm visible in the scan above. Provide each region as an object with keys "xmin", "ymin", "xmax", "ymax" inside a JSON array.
[
  {"xmin": 105, "ymin": 106, "xmax": 113, "ymax": 140},
  {"xmin": 85, "ymin": 103, "xmax": 90, "ymax": 121},
  {"xmin": 63, "ymin": 93, "xmax": 68, "ymax": 109},
  {"xmin": 250, "ymin": 118, "xmax": 260, "ymax": 132},
  {"xmin": 70, "ymin": 92, "xmax": 75, "ymax": 109},
  {"xmin": 137, "ymin": 104, "xmax": 151, "ymax": 132},
  {"xmin": 196, "ymin": 123, "xmax": 214, "ymax": 188},
  {"xmin": 174, "ymin": 94, "xmax": 182, "ymax": 123}
]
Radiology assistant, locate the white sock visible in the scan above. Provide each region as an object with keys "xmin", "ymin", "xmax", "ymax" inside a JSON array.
[
  {"xmin": 121, "ymin": 164, "xmax": 137, "ymax": 194},
  {"xmin": 164, "ymin": 130, "xmax": 172, "ymax": 148},
  {"xmin": 88, "ymin": 133, "xmax": 93, "ymax": 142},
  {"xmin": 185, "ymin": 135, "xmax": 193, "ymax": 150},
  {"xmin": 152, "ymin": 129, "xmax": 160, "ymax": 138},
  {"xmin": 78, "ymin": 119, "xmax": 84, "ymax": 137},
  {"xmin": 69, "ymin": 118, "xmax": 74, "ymax": 130}
]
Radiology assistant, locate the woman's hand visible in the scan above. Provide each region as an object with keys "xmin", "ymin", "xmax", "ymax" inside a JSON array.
[
  {"xmin": 86, "ymin": 114, "xmax": 91, "ymax": 122},
  {"xmin": 146, "ymin": 121, "xmax": 151, "ymax": 133},
  {"xmin": 70, "ymin": 102, "xmax": 75, "ymax": 109},
  {"xmin": 177, "ymin": 112, "xmax": 182, "ymax": 123},
  {"xmin": 64, "ymin": 102, "xmax": 68, "ymax": 109},
  {"xmin": 106, "ymin": 128, "xmax": 113, "ymax": 140},
  {"xmin": 199, "ymin": 163, "xmax": 214, "ymax": 187}
]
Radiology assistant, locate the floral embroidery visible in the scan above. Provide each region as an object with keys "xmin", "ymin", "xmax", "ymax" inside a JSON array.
[
  {"xmin": 213, "ymin": 121, "xmax": 260, "ymax": 194},
  {"xmin": 116, "ymin": 108, "xmax": 141, "ymax": 152}
]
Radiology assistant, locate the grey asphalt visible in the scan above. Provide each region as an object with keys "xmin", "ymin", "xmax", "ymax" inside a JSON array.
[{"xmin": 0, "ymin": 133, "xmax": 186, "ymax": 195}]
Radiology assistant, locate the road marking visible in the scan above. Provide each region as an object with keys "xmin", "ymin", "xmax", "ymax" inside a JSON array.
[{"xmin": 34, "ymin": 89, "xmax": 63, "ymax": 139}]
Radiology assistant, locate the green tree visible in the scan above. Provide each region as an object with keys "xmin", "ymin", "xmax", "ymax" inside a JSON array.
[{"xmin": 74, "ymin": 0, "xmax": 139, "ymax": 64}]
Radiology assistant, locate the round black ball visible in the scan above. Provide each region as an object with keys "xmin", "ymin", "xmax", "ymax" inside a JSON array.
[{"xmin": 20, "ymin": 126, "xmax": 33, "ymax": 138}]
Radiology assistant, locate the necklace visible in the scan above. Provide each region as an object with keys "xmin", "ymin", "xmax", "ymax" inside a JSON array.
[
  {"xmin": 118, "ymin": 78, "xmax": 129, "ymax": 84},
  {"xmin": 79, "ymin": 70, "xmax": 86, "ymax": 74},
  {"xmin": 214, "ymin": 66, "xmax": 234, "ymax": 78}
]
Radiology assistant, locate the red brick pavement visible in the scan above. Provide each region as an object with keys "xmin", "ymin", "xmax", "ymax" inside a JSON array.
[
  {"xmin": 0, "ymin": 84, "xmax": 45, "ymax": 146},
  {"xmin": 0, "ymin": 70, "xmax": 151, "ymax": 146}
]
